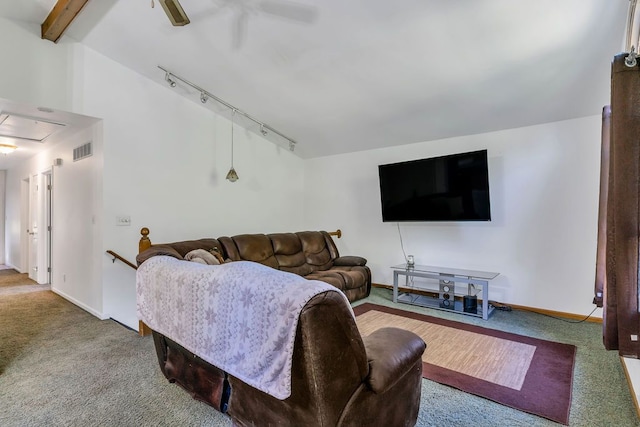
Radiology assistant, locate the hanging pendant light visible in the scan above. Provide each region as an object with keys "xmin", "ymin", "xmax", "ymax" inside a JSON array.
[{"xmin": 226, "ymin": 109, "xmax": 239, "ymax": 182}]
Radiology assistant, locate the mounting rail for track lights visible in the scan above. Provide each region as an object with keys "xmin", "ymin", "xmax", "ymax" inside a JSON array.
[
  {"xmin": 165, "ymin": 72, "xmax": 176, "ymax": 87},
  {"xmin": 158, "ymin": 65, "xmax": 297, "ymax": 153}
]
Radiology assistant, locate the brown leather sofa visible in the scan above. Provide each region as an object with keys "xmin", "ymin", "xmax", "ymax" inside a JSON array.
[
  {"xmin": 136, "ymin": 231, "xmax": 426, "ymax": 426},
  {"xmin": 137, "ymin": 230, "xmax": 371, "ymax": 302},
  {"xmin": 149, "ymin": 290, "xmax": 426, "ymax": 427}
]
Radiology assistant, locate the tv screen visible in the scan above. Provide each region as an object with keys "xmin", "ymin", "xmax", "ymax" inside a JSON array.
[{"xmin": 378, "ymin": 150, "xmax": 491, "ymax": 222}]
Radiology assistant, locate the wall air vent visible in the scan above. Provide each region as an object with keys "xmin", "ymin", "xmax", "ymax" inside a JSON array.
[{"xmin": 73, "ymin": 142, "xmax": 92, "ymax": 162}]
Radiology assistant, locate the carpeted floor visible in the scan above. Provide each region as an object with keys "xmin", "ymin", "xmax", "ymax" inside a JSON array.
[
  {"xmin": 0, "ymin": 270, "xmax": 34, "ymax": 287},
  {"xmin": 0, "ymin": 287, "xmax": 638, "ymax": 426},
  {"xmin": 0, "ymin": 267, "xmax": 49, "ymax": 296}
]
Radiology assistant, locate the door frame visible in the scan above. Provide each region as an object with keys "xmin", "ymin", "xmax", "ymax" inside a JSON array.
[{"xmin": 22, "ymin": 168, "xmax": 53, "ymax": 284}]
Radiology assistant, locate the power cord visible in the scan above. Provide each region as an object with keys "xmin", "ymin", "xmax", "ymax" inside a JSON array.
[
  {"xmin": 396, "ymin": 223, "xmax": 415, "ymax": 287},
  {"xmin": 397, "ymin": 222, "xmax": 408, "ymax": 262},
  {"xmin": 489, "ymin": 300, "xmax": 599, "ymax": 323}
]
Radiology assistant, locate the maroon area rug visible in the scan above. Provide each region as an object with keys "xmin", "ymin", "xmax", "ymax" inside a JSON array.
[{"xmin": 353, "ymin": 303, "xmax": 576, "ymax": 425}]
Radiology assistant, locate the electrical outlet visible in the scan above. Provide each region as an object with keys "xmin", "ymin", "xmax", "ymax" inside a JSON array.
[{"xmin": 116, "ymin": 215, "xmax": 131, "ymax": 226}]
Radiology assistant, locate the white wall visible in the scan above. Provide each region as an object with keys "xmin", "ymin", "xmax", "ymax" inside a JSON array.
[
  {"xmin": 305, "ymin": 116, "xmax": 602, "ymax": 318},
  {"xmin": 75, "ymin": 47, "xmax": 306, "ymax": 330},
  {"xmin": 0, "ymin": 15, "xmax": 604, "ymax": 324},
  {"xmin": 0, "ymin": 170, "xmax": 5, "ymax": 264},
  {"xmin": 4, "ymin": 124, "xmax": 103, "ymax": 316},
  {"xmin": 0, "ymin": 18, "xmax": 72, "ymax": 112},
  {"xmin": 1, "ymin": 21, "xmax": 306, "ymax": 330}
]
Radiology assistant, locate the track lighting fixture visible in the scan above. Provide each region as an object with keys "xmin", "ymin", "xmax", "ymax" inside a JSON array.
[
  {"xmin": 165, "ymin": 72, "xmax": 176, "ymax": 87},
  {"xmin": 158, "ymin": 66, "xmax": 297, "ymax": 153}
]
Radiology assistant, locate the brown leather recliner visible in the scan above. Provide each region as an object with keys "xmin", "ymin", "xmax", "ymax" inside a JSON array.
[
  {"xmin": 136, "ymin": 231, "xmax": 371, "ymax": 302},
  {"xmin": 150, "ymin": 290, "xmax": 426, "ymax": 426},
  {"xmin": 136, "ymin": 231, "xmax": 425, "ymax": 426}
]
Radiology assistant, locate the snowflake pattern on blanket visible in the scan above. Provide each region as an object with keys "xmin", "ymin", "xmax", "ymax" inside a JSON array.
[{"xmin": 136, "ymin": 256, "xmax": 352, "ymax": 399}]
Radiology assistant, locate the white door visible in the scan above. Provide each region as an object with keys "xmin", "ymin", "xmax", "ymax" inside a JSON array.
[
  {"xmin": 44, "ymin": 171, "xmax": 52, "ymax": 284},
  {"xmin": 28, "ymin": 174, "xmax": 39, "ymax": 282},
  {"xmin": 20, "ymin": 178, "xmax": 29, "ymax": 273}
]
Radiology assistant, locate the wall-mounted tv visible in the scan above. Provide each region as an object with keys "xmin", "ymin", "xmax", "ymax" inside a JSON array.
[{"xmin": 378, "ymin": 150, "xmax": 491, "ymax": 222}]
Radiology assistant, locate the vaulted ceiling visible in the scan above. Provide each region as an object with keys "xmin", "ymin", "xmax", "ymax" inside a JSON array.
[{"xmin": 0, "ymin": 0, "xmax": 630, "ymax": 161}]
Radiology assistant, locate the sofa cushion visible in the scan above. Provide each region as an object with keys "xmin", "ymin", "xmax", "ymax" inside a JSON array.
[
  {"xmin": 270, "ymin": 233, "xmax": 314, "ymax": 276},
  {"xmin": 297, "ymin": 231, "xmax": 335, "ymax": 271},
  {"xmin": 219, "ymin": 234, "xmax": 280, "ymax": 270},
  {"xmin": 305, "ymin": 270, "xmax": 347, "ymax": 291}
]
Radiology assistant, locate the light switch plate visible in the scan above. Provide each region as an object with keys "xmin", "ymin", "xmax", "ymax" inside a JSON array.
[{"xmin": 116, "ymin": 215, "xmax": 131, "ymax": 226}]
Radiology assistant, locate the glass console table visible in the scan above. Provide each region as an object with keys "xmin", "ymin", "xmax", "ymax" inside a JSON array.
[{"xmin": 391, "ymin": 264, "xmax": 500, "ymax": 320}]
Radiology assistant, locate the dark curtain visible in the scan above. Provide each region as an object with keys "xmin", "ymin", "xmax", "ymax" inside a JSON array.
[{"xmin": 600, "ymin": 53, "xmax": 640, "ymax": 356}]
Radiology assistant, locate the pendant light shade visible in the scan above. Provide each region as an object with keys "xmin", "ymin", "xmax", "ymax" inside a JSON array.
[
  {"xmin": 225, "ymin": 167, "xmax": 239, "ymax": 182},
  {"xmin": 226, "ymin": 109, "xmax": 239, "ymax": 182}
]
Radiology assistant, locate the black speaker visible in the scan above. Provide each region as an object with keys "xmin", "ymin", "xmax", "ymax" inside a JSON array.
[
  {"xmin": 463, "ymin": 295, "xmax": 478, "ymax": 313},
  {"xmin": 439, "ymin": 279, "xmax": 454, "ymax": 309}
]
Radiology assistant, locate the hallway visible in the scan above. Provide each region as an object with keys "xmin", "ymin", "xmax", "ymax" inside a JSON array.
[{"xmin": 0, "ymin": 266, "xmax": 49, "ymax": 296}]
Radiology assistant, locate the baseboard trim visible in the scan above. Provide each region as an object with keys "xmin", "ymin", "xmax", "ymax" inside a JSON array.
[
  {"xmin": 51, "ymin": 287, "xmax": 107, "ymax": 320},
  {"xmin": 4, "ymin": 263, "xmax": 23, "ymax": 273},
  {"xmin": 371, "ymin": 282, "xmax": 603, "ymax": 324}
]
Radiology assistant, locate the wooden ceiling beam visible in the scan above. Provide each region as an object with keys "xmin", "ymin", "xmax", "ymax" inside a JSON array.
[{"xmin": 41, "ymin": 0, "xmax": 90, "ymax": 43}]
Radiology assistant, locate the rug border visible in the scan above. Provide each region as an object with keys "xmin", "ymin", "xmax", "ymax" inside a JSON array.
[{"xmin": 353, "ymin": 303, "xmax": 576, "ymax": 425}]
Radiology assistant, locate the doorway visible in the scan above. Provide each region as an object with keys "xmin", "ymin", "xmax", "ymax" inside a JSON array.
[{"xmin": 22, "ymin": 170, "xmax": 52, "ymax": 284}]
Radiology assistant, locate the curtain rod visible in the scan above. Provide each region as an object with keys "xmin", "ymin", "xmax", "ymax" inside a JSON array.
[
  {"xmin": 626, "ymin": 0, "xmax": 639, "ymax": 67},
  {"xmin": 158, "ymin": 65, "xmax": 296, "ymax": 151},
  {"xmin": 628, "ymin": 0, "xmax": 638, "ymax": 52}
]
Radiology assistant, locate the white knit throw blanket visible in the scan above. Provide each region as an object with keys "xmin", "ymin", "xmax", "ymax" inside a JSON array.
[{"xmin": 136, "ymin": 256, "xmax": 352, "ymax": 399}]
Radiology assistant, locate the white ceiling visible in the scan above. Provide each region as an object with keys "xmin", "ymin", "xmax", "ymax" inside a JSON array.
[{"xmin": 0, "ymin": 0, "xmax": 631, "ymax": 160}]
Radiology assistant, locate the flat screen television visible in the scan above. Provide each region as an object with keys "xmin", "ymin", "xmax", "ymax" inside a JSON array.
[{"xmin": 378, "ymin": 150, "xmax": 491, "ymax": 222}]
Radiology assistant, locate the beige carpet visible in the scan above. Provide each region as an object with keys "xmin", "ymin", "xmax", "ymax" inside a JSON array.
[
  {"xmin": 357, "ymin": 309, "xmax": 536, "ymax": 390},
  {"xmin": 0, "ymin": 270, "xmax": 36, "ymax": 288},
  {"xmin": 0, "ymin": 267, "xmax": 48, "ymax": 296}
]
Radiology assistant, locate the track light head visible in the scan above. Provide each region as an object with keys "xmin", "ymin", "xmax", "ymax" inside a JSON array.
[
  {"xmin": 200, "ymin": 92, "xmax": 208, "ymax": 103},
  {"xmin": 165, "ymin": 72, "xmax": 176, "ymax": 87},
  {"xmin": 289, "ymin": 141, "xmax": 295, "ymax": 152},
  {"xmin": 260, "ymin": 124, "xmax": 268, "ymax": 136}
]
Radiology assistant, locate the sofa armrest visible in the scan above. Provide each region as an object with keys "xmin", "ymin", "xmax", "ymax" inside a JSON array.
[
  {"xmin": 333, "ymin": 256, "xmax": 367, "ymax": 266},
  {"xmin": 136, "ymin": 245, "xmax": 183, "ymax": 266},
  {"xmin": 362, "ymin": 327, "xmax": 426, "ymax": 394}
]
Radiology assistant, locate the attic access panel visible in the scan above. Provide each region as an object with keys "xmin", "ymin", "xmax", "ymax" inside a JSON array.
[{"xmin": 0, "ymin": 113, "xmax": 66, "ymax": 142}]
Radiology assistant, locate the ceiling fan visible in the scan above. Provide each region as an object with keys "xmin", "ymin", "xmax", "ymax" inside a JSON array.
[
  {"xmin": 154, "ymin": 0, "xmax": 318, "ymax": 36},
  {"xmin": 155, "ymin": 0, "xmax": 190, "ymax": 26}
]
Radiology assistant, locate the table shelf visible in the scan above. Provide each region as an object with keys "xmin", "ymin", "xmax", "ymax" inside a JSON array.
[
  {"xmin": 391, "ymin": 264, "xmax": 499, "ymax": 320},
  {"xmin": 396, "ymin": 292, "xmax": 494, "ymax": 318}
]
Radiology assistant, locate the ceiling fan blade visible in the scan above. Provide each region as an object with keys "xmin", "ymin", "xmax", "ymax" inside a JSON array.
[
  {"xmin": 257, "ymin": 1, "xmax": 318, "ymax": 24},
  {"xmin": 233, "ymin": 10, "xmax": 249, "ymax": 49},
  {"xmin": 159, "ymin": 0, "xmax": 190, "ymax": 26}
]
